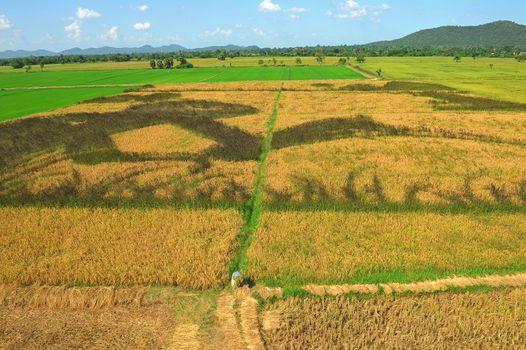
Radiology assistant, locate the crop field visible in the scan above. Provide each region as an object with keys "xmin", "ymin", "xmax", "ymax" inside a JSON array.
[
  {"xmin": 356, "ymin": 57, "xmax": 526, "ymax": 103},
  {"xmin": 1, "ymin": 75, "xmax": 526, "ymax": 348},
  {"xmin": 0, "ymin": 66, "xmax": 362, "ymax": 89},
  {"xmin": 242, "ymin": 80, "xmax": 526, "ymax": 287},
  {"xmin": 0, "ymin": 86, "xmax": 132, "ymax": 122},
  {"xmin": 262, "ymin": 288, "xmax": 526, "ymax": 349}
]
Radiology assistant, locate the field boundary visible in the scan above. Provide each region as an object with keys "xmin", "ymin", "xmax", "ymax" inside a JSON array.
[
  {"xmin": 347, "ymin": 64, "xmax": 377, "ymax": 79},
  {"xmin": 230, "ymin": 84, "xmax": 283, "ymax": 275},
  {"xmin": 257, "ymin": 273, "xmax": 526, "ymax": 299}
]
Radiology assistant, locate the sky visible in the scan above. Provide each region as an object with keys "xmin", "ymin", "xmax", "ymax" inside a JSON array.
[{"xmin": 0, "ymin": 0, "xmax": 525, "ymax": 51}]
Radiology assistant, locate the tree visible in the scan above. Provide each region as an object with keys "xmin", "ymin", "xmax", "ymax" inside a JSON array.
[
  {"xmin": 315, "ymin": 52, "xmax": 325, "ymax": 65},
  {"xmin": 295, "ymin": 57, "xmax": 302, "ymax": 65},
  {"xmin": 454, "ymin": 55, "xmax": 461, "ymax": 62},
  {"xmin": 258, "ymin": 59, "xmax": 264, "ymax": 65},
  {"xmin": 39, "ymin": 61, "xmax": 45, "ymax": 72},
  {"xmin": 489, "ymin": 63, "xmax": 494, "ymax": 69},
  {"xmin": 25, "ymin": 65, "xmax": 32, "ymax": 73},
  {"xmin": 11, "ymin": 59, "xmax": 24, "ymax": 69},
  {"xmin": 376, "ymin": 68, "xmax": 383, "ymax": 78},
  {"xmin": 218, "ymin": 50, "xmax": 226, "ymax": 61},
  {"xmin": 338, "ymin": 57, "xmax": 347, "ymax": 65},
  {"xmin": 150, "ymin": 60, "xmax": 156, "ymax": 69},
  {"xmin": 156, "ymin": 60, "xmax": 164, "ymax": 69},
  {"xmin": 356, "ymin": 54, "xmax": 366, "ymax": 64}
]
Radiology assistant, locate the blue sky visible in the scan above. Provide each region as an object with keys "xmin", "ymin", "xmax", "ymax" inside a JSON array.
[{"xmin": 0, "ymin": 0, "xmax": 525, "ymax": 51}]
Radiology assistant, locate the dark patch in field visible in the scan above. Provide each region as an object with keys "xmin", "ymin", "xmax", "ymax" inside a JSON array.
[
  {"xmin": 339, "ymin": 81, "xmax": 457, "ymax": 92},
  {"xmin": 85, "ymin": 92, "xmax": 181, "ymax": 104},
  {"xmin": 416, "ymin": 91, "xmax": 526, "ymax": 111}
]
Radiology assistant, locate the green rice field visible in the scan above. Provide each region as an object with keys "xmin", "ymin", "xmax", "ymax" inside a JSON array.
[
  {"xmin": 0, "ymin": 87, "xmax": 131, "ymax": 122},
  {"xmin": 0, "ymin": 66, "xmax": 362, "ymax": 89},
  {"xmin": 357, "ymin": 57, "xmax": 526, "ymax": 103}
]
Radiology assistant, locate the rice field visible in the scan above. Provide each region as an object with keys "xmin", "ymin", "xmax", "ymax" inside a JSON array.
[
  {"xmin": 262, "ymin": 288, "xmax": 526, "ymax": 349},
  {"xmin": 2, "ymin": 75, "xmax": 526, "ymax": 348},
  {"xmin": 0, "ymin": 207, "xmax": 242, "ymax": 288},
  {"xmin": 0, "ymin": 66, "xmax": 362, "ymax": 89}
]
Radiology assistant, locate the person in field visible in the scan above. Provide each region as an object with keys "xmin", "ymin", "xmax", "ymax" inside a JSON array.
[{"xmin": 231, "ymin": 271, "xmax": 245, "ymax": 288}]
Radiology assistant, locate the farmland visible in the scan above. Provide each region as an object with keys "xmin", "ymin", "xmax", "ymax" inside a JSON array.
[
  {"xmin": 1, "ymin": 62, "xmax": 526, "ymax": 348},
  {"xmin": 0, "ymin": 66, "xmax": 362, "ymax": 89},
  {"xmin": 357, "ymin": 57, "xmax": 526, "ymax": 103}
]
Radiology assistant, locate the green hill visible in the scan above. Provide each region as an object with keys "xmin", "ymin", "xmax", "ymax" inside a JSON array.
[{"xmin": 370, "ymin": 21, "xmax": 526, "ymax": 47}]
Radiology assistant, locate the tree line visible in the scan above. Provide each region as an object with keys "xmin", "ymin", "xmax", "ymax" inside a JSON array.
[{"xmin": 1, "ymin": 45, "xmax": 525, "ymax": 69}]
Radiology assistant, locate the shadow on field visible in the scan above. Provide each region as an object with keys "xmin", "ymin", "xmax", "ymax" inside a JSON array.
[
  {"xmin": 338, "ymin": 81, "xmax": 526, "ymax": 111},
  {"xmin": 0, "ymin": 98, "xmax": 260, "ymax": 168}
]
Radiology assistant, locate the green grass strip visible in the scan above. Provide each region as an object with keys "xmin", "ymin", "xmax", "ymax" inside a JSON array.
[{"xmin": 230, "ymin": 85, "xmax": 283, "ymax": 276}]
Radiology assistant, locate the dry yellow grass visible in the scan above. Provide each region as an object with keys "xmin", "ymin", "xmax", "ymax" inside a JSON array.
[
  {"xmin": 262, "ymin": 288, "xmax": 526, "ymax": 349},
  {"xmin": 265, "ymin": 136, "xmax": 526, "ymax": 204},
  {"xmin": 245, "ymin": 211, "xmax": 526, "ymax": 283},
  {"xmin": 0, "ymin": 207, "xmax": 242, "ymax": 288}
]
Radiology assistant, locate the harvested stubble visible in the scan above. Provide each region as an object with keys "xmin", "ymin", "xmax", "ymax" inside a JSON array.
[
  {"xmin": 262, "ymin": 288, "xmax": 526, "ymax": 349},
  {"xmin": 0, "ymin": 305, "xmax": 176, "ymax": 350},
  {"xmin": 245, "ymin": 211, "xmax": 526, "ymax": 283},
  {"xmin": 265, "ymin": 135, "xmax": 526, "ymax": 204},
  {"xmin": 0, "ymin": 207, "xmax": 242, "ymax": 288}
]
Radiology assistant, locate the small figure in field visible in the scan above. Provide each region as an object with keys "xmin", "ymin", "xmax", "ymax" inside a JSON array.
[{"xmin": 231, "ymin": 271, "xmax": 245, "ymax": 289}]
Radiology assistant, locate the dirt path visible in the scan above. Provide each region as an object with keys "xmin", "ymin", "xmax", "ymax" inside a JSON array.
[
  {"xmin": 168, "ymin": 324, "xmax": 203, "ymax": 350},
  {"xmin": 215, "ymin": 290, "xmax": 266, "ymax": 350},
  {"xmin": 216, "ymin": 293, "xmax": 247, "ymax": 350},
  {"xmin": 347, "ymin": 64, "xmax": 377, "ymax": 80},
  {"xmin": 239, "ymin": 297, "xmax": 265, "ymax": 350}
]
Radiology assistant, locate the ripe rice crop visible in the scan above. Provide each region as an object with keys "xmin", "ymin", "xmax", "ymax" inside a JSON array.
[
  {"xmin": 262, "ymin": 288, "xmax": 526, "ymax": 349},
  {"xmin": 265, "ymin": 136, "xmax": 526, "ymax": 204},
  {"xmin": 0, "ymin": 91, "xmax": 268, "ymax": 205},
  {"xmin": 0, "ymin": 207, "xmax": 242, "ymax": 288},
  {"xmin": 245, "ymin": 211, "xmax": 526, "ymax": 284}
]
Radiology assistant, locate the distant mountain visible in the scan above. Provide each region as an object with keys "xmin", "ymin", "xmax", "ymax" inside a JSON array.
[
  {"xmin": 0, "ymin": 44, "xmax": 259, "ymax": 59},
  {"xmin": 369, "ymin": 21, "xmax": 526, "ymax": 48},
  {"xmin": 0, "ymin": 49, "xmax": 56, "ymax": 59}
]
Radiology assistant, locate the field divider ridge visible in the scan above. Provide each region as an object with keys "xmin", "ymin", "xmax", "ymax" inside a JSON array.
[
  {"xmin": 255, "ymin": 272, "xmax": 526, "ymax": 299},
  {"xmin": 229, "ymin": 83, "xmax": 283, "ymax": 276}
]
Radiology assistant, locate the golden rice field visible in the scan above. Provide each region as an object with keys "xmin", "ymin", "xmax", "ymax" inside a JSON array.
[
  {"xmin": 262, "ymin": 287, "xmax": 526, "ymax": 349},
  {"xmin": 2, "ymin": 79, "xmax": 526, "ymax": 348},
  {"xmin": 263, "ymin": 84, "xmax": 526, "ymax": 205},
  {"xmin": 0, "ymin": 207, "xmax": 241, "ymax": 288},
  {"xmin": 245, "ymin": 211, "xmax": 526, "ymax": 283},
  {"xmin": 0, "ymin": 88, "xmax": 275, "ymax": 205}
]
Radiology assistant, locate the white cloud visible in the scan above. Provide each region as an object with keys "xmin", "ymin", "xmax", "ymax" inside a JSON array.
[
  {"xmin": 201, "ymin": 27, "xmax": 233, "ymax": 38},
  {"xmin": 76, "ymin": 7, "xmax": 101, "ymax": 20},
  {"xmin": 64, "ymin": 20, "xmax": 81, "ymax": 40},
  {"xmin": 253, "ymin": 28, "xmax": 265, "ymax": 37},
  {"xmin": 258, "ymin": 0, "xmax": 281, "ymax": 12},
  {"xmin": 133, "ymin": 22, "xmax": 151, "ymax": 30},
  {"xmin": 289, "ymin": 14, "xmax": 299, "ymax": 19},
  {"xmin": 0, "ymin": 15, "xmax": 12, "ymax": 30},
  {"xmin": 137, "ymin": 5, "xmax": 148, "ymax": 12},
  {"xmin": 330, "ymin": 1, "xmax": 390, "ymax": 21},
  {"xmin": 288, "ymin": 7, "xmax": 305, "ymax": 13},
  {"xmin": 102, "ymin": 26, "xmax": 119, "ymax": 41}
]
